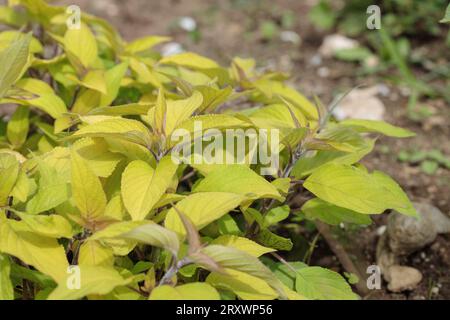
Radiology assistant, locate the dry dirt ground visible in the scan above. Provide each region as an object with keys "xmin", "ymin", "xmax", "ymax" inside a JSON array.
[{"xmin": 53, "ymin": 0, "xmax": 450, "ymax": 299}]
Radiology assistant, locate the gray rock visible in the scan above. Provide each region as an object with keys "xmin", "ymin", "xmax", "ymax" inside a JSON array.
[{"xmin": 387, "ymin": 202, "xmax": 450, "ymax": 256}]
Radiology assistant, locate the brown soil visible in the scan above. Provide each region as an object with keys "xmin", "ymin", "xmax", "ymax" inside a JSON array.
[{"xmin": 55, "ymin": 0, "xmax": 450, "ymax": 299}]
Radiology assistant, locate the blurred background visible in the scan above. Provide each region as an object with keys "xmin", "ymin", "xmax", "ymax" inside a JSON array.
[{"xmin": 33, "ymin": 0, "xmax": 450, "ymax": 299}]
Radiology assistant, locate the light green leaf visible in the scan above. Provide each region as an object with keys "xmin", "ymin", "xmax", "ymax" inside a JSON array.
[
  {"xmin": 200, "ymin": 245, "xmax": 286, "ymax": 299},
  {"xmin": 71, "ymin": 150, "xmax": 107, "ymax": 221},
  {"xmin": 207, "ymin": 268, "xmax": 277, "ymax": 300},
  {"xmin": 78, "ymin": 241, "xmax": 114, "ymax": 267},
  {"xmin": 339, "ymin": 119, "xmax": 415, "ymax": 138},
  {"xmin": 159, "ymin": 52, "xmax": 219, "ymax": 70},
  {"xmin": 301, "ymin": 198, "xmax": 372, "ymax": 225},
  {"xmin": 0, "ymin": 32, "xmax": 31, "ymax": 99},
  {"xmin": 304, "ymin": 163, "xmax": 417, "ymax": 216},
  {"xmin": 0, "ymin": 254, "xmax": 14, "ymax": 300},
  {"xmin": 69, "ymin": 118, "xmax": 152, "ymax": 147},
  {"xmin": 64, "ymin": 23, "xmax": 98, "ymax": 68},
  {"xmin": 0, "ymin": 216, "xmax": 69, "ymax": 283},
  {"xmin": 12, "ymin": 78, "xmax": 67, "ymax": 118},
  {"xmin": 211, "ymin": 235, "xmax": 274, "ymax": 257},
  {"xmin": 125, "ymin": 35, "xmax": 170, "ymax": 54},
  {"xmin": 165, "ymin": 192, "xmax": 244, "ymax": 237},
  {"xmin": 48, "ymin": 265, "xmax": 131, "ymax": 300},
  {"xmin": 193, "ymin": 165, "xmax": 283, "ymax": 201},
  {"xmin": 15, "ymin": 212, "xmax": 73, "ymax": 238},
  {"xmin": 121, "ymin": 157, "xmax": 178, "ymax": 221},
  {"xmin": 149, "ymin": 282, "xmax": 220, "ymax": 300},
  {"xmin": 7, "ymin": 106, "xmax": 29, "ymax": 148},
  {"xmin": 26, "ymin": 161, "xmax": 69, "ymax": 214},
  {"xmin": 295, "ymin": 267, "xmax": 358, "ymax": 300}
]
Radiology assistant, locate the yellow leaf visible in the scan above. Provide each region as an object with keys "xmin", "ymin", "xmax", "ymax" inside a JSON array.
[
  {"xmin": 159, "ymin": 52, "xmax": 219, "ymax": 70},
  {"xmin": 212, "ymin": 235, "xmax": 274, "ymax": 257},
  {"xmin": 207, "ymin": 269, "xmax": 277, "ymax": 300},
  {"xmin": 48, "ymin": 265, "xmax": 131, "ymax": 300},
  {"xmin": 149, "ymin": 282, "xmax": 220, "ymax": 300},
  {"xmin": 121, "ymin": 157, "xmax": 178, "ymax": 221},
  {"xmin": 78, "ymin": 241, "xmax": 114, "ymax": 267},
  {"xmin": 0, "ymin": 216, "xmax": 68, "ymax": 283},
  {"xmin": 165, "ymin": 192, "xmax": 244, "ymax": 237},
  {"xmin": 71, "ymin": 150, "xmax": 107, "ymax": 221},
  {"xmin": 64, "ymin": 23, "xmax": 98, "ymax": 69}
]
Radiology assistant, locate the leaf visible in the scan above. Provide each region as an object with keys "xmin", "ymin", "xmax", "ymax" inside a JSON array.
[
  {"xmin": 149, "ymin": 282, "xmax": 220, "ymax": 300},
  {"xmin": 125, "ymin": 35, "xmax": 170, "ymax": 54},
  {"xmin": 64, "ymin": 23, "xmax": 98, "ymax": 68},
  {"xmin": 264, "ymin": 205, "xmax": 290, "ymax": 227},
  {"xmin": 121, "ymin": 157, "xmax": 178, "ymax": 221},
  {"xmin": 200, "ymin": 245, "xmax": 286, "ymax": 299},
  {"xmin": 12, "ymin": 78, "xmax": 67, "ymax": 118},
  {"xmin": 207, "ymin": 269, "xmax": 278, "ymax": 300},
  {"xmin": 440, "ymin": 4, "xmax": 450, "ymax": 23},
  {"xmin": 80, "ymin": 70, "xmax": 107, "ymax": 94},
  {"xmin": 159, "ymin": 52, "xmax": 219, "ymax": 70},
  {"xmin": 0, "ymin": 155, "xmax": 19, "ymax": 206},
  {"xmin": 295, "ymin": 267, "xmax": 358, "ymax": 300},
  {"xmin": 0, "ymin": 216, "xmax": 69, "ymax": 283},
  {"xmin": 48, "ymin": 265, "xmax": 131, "ymax": 300},
  {"xmin": 71, "ymin": 150, "xmax": 107, "ymax": 221},
  {"xmin": 0, "ymin": 32, "xmax": 31, "ymax": 99},
  {"xmin": 73, "ymin": 137, "xmax": 123, "ymax": 178},
  {"xmin": 193, "ymin": 165, "xmax": 283, "ymax": 201},
  {"xmin": 78, "ymin": 241, "xmax": 114, "ymax": 267},
  {"xmin": 0, "ymin": 254, "xmax": 14, "ymax": 300},
  {"xmin": 292, "ymin": 139, "xmax": 375, "ymax": 179},
  {"xmin": 304, "ymin": 163, "xmax": 417, "ymax": 216},
  {"xmin": 211, "ymin": 235, "xmax": 274, "ymax": 257},
  {"xmin": 26, "ymin": 161, "xmax": 69, "ymax": 214},
  {"xmin": 164, "ymin": 192, "xmax": 244, "ymax": 237},
  {"xmin": 255, "ymin": 229, "xmax": 293, "ymax": 251},
  {"xmin": 15, "ymin": 212, "xmax": 73, "ymax": 238},
  {"xmin": 253, "ymin": 80, "xmax": 318, "ymax": 120},
  {"xmin": 100, "ymin": 62, "xmax": 129, "ymax": 106},
  {"xmin": 339, "ymin": 119, "xmax": 415, "ymax": 138},
  {"xmin": 301, "ymin": 198, "xmax": 372, "ymax": 225},
  {"xmin": 152, "ymin": 87, "xmax": 167, "ymax": 135},
  {"xmin": 164, "ymin": 91, "xmax": 203, "ymax": 135},
  {"xmin": 7, "ymin": 106, "xmax": 29, "ymax": 148},
  {"xmin": 103, "ymin": 221, "xmax": 180, "ymax": 256},
  {"xmin": 69, "ymin": 118, "xmax": 152, "ymax": 147}
]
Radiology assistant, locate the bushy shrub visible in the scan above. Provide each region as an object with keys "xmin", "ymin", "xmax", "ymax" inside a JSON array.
[{"xmin": 0, "ymin": 0, "xmax": 417, "ymax": 300}]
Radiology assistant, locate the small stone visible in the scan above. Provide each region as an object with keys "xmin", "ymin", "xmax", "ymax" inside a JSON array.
[
  {"xmin": 178, "ymin": 16, "xmax": 197, "ymax": 32},
  {"xmin": 420, "ymin": 252, "xmax": 426, "ymax": 259},
  {"xmin": 310, "ymin": 54, "xmax": 322, "ymax": 66},
  {"xmin": 161, "ymin": 42, "xmax": 184, "ymax": 57},
  {"xmin": 376, "ymin": 225, "xmax": 387, "ymax": 236},
  {"xmin": 280, "ymin": 31, "xmax": 301, "ymax": 45},
  {"xmin": 319, "ymin": 34, "xmax": 359, "ymax": 58},
  {"xmin": 386, "ymin": 265, "xmax": 422, "ymax": 292},
  {"xmin": 317, "ymin": 67, "xmax": 330, "ymax": 78},
  {"xmin": 431, "ymin": 287, "xmax": 439, "ymax": 295},
  {"xmin": 332, "ymin": 86, "xmax": 386, "ymax": 121}
]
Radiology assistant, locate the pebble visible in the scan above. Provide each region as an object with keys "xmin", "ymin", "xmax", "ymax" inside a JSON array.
[
  {"xmin": 386, "ymin": 265, "xmax": 423, "ymax": 292},
  {"xmin": 280, "ymin": 31, "xmax": 301, "ymax": 45},
  {"xmin": 319, "ymin": 34, "xmax": 359, "ymax": 58},
  {"xmin": 332, "ymin": 86, "xmax": 386, "ymax": 121},
  {"xmin": 178, "ymin": 16, "xmax": 197, "ymax": 32},
  {"xmin": 161, "ymin": 42, "xmax": 184, "ymax": 57}
]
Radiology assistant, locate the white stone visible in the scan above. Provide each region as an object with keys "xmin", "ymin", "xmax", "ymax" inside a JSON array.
[{"xmin": 319, "ymin": 34, "xmax": 359, "ymax": 58}]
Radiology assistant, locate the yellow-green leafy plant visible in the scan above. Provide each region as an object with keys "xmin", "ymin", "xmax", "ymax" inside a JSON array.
[{"xmin": 0, "ymin": 0, "xmax": 417, "ymax": 300}]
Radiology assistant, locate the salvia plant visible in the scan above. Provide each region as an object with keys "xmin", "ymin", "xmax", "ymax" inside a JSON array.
[{"xmin": 0, "ymin": 0, "xmax": 419, "ymax": 300}]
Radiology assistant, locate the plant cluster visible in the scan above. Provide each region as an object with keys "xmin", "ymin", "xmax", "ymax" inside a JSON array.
[{"xmin": 0, "ymin": 0, "xmax": 418, "ymax": 300}]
